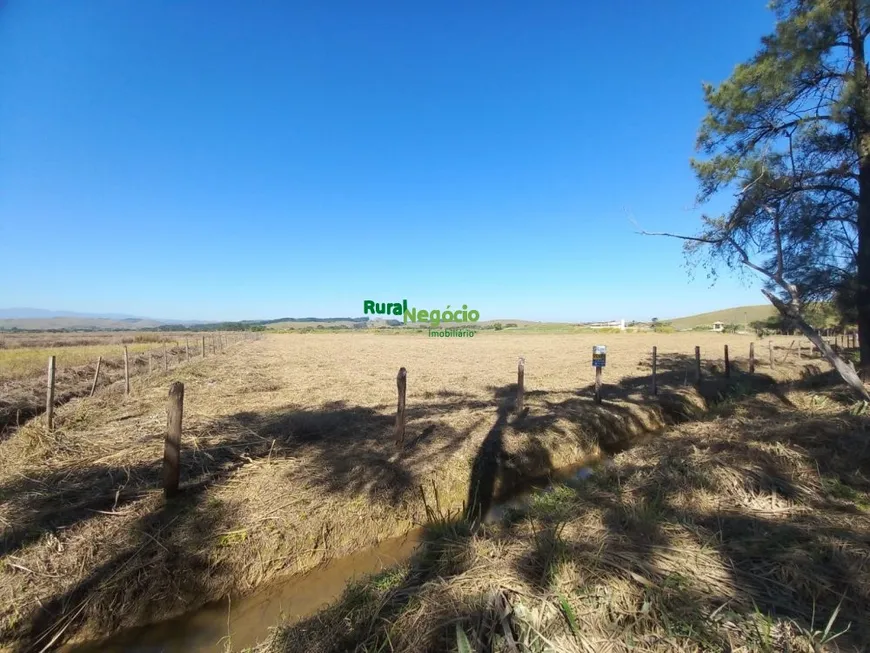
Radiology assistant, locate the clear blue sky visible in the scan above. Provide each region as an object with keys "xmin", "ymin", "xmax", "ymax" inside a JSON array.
[{"xmin": 0, "ymin": 1, "xmax": 776, "ymax": 322}]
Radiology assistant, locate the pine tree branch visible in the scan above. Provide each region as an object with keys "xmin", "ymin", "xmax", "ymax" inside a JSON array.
[{"xmin": 635, "ymin": 230, "xmax": 724, "ymax": 245}]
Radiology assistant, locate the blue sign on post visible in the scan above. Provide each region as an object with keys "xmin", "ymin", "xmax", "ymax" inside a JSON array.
[{"xmin": 592, "ymin": 345, "xmax": 607, "ymax": 368}]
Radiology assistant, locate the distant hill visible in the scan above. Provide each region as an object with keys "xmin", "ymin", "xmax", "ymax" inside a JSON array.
[
  {"xmin": 668, "ymin": 304, "xmax": 776, "ymax": 330},
  {"xmin": 0, "ymin": 316, "xmax": 165, "ymax": 330},
  {"xmin": 0, "ymin": 308, "xmax": 150, "ymax": 320},
  {"xmin": 266, "ymin": 319, "xmax": 367, "ymax": 330},
  {"xmin": 0, "ymin": 308, "xmax": 210, "ymax": 331}
]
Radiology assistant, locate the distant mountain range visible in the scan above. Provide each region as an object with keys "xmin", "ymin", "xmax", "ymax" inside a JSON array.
[
  {"xmin": 0, "ymin": 308, "xmax": 208, "ymax": 331},
  {"xmin": 0, "ymin": 308, "xmax": 370, "ymax": 331},
  {"xmin": 0, "ymin": 308, "xmax": 199, "ymax": 323}
]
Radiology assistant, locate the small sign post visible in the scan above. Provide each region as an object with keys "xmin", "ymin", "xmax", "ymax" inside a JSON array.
[{"xmin": 592, "ymin": 345, "xmax": 606, "ymax": 404}]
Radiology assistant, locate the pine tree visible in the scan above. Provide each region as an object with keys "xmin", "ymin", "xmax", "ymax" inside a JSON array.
[{"xmin": 652, "ymin": 0, "xmax": 870, "ymax": 394}]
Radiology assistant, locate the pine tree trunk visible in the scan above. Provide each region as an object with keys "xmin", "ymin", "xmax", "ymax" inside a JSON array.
[
  {"xmin": 858, "ymin": 157, "xmax": 870, "ymax": 378},
  {"xmin": 850, "ymin": 0, "xmax": 870, "ymax": 378}
]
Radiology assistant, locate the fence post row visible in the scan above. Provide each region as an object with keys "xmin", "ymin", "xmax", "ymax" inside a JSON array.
[
  {"xmin": 163, "ymin": 381, "xmax": 184, "ymax": 499},
  {"xmin": 163, "ymin": 343, "xmax": 168, "ymax": 372},
  {"xmin": 395, "ymin": 367, "xmax": 407, "ymax": 448},
  {"xmin": 651, "ymin": 346, "xmax": 657, "ymax": 396},
  {"xmin": 46, "ymin": 356, "xmax": 56, "ymax": 432},
  {"xmin": 202, "ymin": 335, "xmax": 206, "ymax": 358}
]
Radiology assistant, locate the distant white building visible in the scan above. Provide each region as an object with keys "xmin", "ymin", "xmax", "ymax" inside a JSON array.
[
  {"xmin": 712, "ymin": 321, "xmax": 724, "ymax": 332},
  {"xmin": 588, "ymin": 319, "xmax": 626, "ymax": 331}
]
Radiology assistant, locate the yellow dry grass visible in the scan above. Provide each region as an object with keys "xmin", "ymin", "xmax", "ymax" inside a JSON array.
[{"xmin": 0, "ymin": 332, "xmax": 829, "ymax": 651}]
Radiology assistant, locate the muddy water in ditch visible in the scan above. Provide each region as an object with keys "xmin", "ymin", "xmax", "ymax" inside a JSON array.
[
  {"xmin": 62, "ymin": 531, "xmax": 422, "ymax": 653},
  {"xmin": 63, "ymin": 460, "xmax": 602, "ymax": 653}
]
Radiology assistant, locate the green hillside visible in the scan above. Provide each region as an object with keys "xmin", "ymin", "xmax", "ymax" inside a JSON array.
[{"xmin": 668, "ymin": 304, "xmax": 776, "ymax": 330}]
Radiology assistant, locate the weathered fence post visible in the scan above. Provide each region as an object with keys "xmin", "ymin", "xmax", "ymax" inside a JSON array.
[
  {"xmin": 90, "ymin": 356, "xmax": 102, "ymax": 396},
  {"xmin": 724, "ymin": 344, "xmax": 730, "ymax": 378},
  {"xmin": 594, "ymin": 366, "xmax": 602, "ymax": 404},
  {"xmin": 651, "ymin": 346, "xmax": 657, "ymax": 395},
  {"xmin": 46, "ymin": 356, "xmax": 56, "ymax": 432},
  {"xmin": 149, "ymin": 351, "xmax": 153, "ymax": 374},
  {"xmin": 694, "ymin": 346, "xmax": 702, "ymax": 386},
  {"xmin": 124, "ymin": 346, "xmax": 130, "ymax": 395},
  {"xmin": 202, "ymin": 335, "xmax": 206, "ymax": 358},
  {"xmin": 185, "ymin": 338, "xmax": 190, "ymax": 362},
  {"xmin": 749, "ymin": 342, "xmax": 755, "ymax": 373},
  {"xmin": 769, "ymin": 340, "xmax": 775, "ymax": 369},
  {"xmin": 163, "ymin": 382, "xmax": 184, "ymax": 499},
  {"xmin": 516, "ymin": 357, "xmax": 525, "ymax": 415},
  {"xmin": 395, "ymin": 367, "xmax": 407, "ymax": 448},
  {"xmin": 163, "ymin": 343, "xmax": 168, "ymax": 372}
]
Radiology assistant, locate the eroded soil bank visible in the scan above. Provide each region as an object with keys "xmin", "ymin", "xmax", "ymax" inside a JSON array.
[{"xmin": 260, "ymin": 375, "xmax": 870, "ymax": 653}]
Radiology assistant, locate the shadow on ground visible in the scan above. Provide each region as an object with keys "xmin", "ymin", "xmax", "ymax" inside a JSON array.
[{"xmin": 268, "ymin": 367, "xmax": 870, "ymax": 652}]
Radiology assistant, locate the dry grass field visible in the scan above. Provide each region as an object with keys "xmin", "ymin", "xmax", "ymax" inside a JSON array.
[
  {"xmin": 0, "ymin": 332, "xmax": 224, "ymax": 439},
  {"xmin": 0, "ymin": 332, "xmax": 848, "ymax": 651}
]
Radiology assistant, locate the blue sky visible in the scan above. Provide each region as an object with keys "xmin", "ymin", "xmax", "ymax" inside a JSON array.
[{"xmin": 0, "ymin": 1, "xmax": 776, "ymax": 322}]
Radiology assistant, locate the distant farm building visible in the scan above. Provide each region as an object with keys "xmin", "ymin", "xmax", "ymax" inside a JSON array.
[
  {"xmin": 712, "ymin": 321, "xmax": 724, "ymax": 332},
  {"xmin": 585, "ymin": 319, "xmax": 626, "ymax": 331}
]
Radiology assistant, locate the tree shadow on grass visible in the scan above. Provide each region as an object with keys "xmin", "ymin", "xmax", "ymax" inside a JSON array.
[
  {"xmin": 10, "ymin": 483, "xmax": 232, "ymax": 653},
  {"xmin": 509, "ymin": 381, "xmax": 870, "ymax": 650}
]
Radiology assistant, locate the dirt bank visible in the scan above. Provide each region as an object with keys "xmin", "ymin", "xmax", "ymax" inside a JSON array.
[{"xmin": 261, "ymin": 376, "xmax": 870, "ymax": 653}]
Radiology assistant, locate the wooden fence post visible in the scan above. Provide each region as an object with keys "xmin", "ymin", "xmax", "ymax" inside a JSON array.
[
  {"xmin": 769, "ymin": 340, "xmax": 775, "ymax": 369},
  {"xmin": 395, "ymin": 367, "xmax": 407, "ymax": 448},
  {"xmin": 516, "ymin": 357, "xmax": 525, "ymax": 415},
  {"xmin": 149, "ymin": 351, "xmax": 153, "ymax": 374},
  {"xmin": 749, "ymin": 342, "xmax": 755, "ymax": 373},
  {"xmin": 124, "ymin": 346, "xmax": 130, "ymax": 395},
  {"xmin": 186, "ymin": 338, "xmax": 190, "ymax": 362},
  {"xmin": 694, "ymin": 346, "xmax": 702, "ymax": 386},
  {"xmin": 163, "ymin": 382, "xmax": 184, "ymax": 499},
  {"xmin": 90, "ymin": 356, "xmax": 102, "ymax": 396},
  {"xmin": 202, "ymin": 335, "xmax": 206, "ymax": 358},
  {"xmin": 46, "ymin": 356, "xmax": 56, "ymax": 432},
  {"xmin": 724, "ymin": 344, "xmax": 730, "ymax": 378},
  {"xmin": 651, "ymin": 346, "xmax": 657, "ymax": 395},
  {"xmin": 594, "ymin": 366, "xmax": 602, "ymax": 404},
  {"xmin": 163, "ymin": 343, "xmax": 168, "ymax": 372}
]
